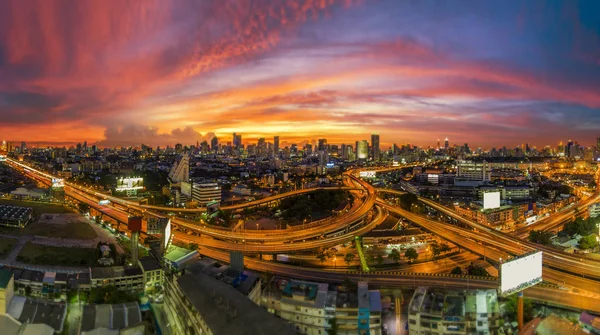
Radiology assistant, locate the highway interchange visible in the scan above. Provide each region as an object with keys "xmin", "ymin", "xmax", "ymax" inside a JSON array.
[{"xmin": 5, "ymin": 157, "xmax": 600, "ymax": 312}]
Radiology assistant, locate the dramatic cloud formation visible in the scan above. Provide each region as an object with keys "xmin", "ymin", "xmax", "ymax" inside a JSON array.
[{"xmin": 0, "ymin": 0, "xmax": 599, "ymax": 148}]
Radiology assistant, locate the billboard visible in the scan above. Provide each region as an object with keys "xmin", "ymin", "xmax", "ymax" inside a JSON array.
[
  {"xmin": 116, "ymin": 177, "xmax": 144, "ymax": 191},
  {"xmin": 359, "ymin": 171, "xmax": 376, "ymax": 178},
  {"xmin": 499, "ymin": 251, "xmax": 543, "ymax": 296},
  {"xmin": 163, "ymin": 219, "xmax": 172, "ymax": 250},
  {"xmin": 483, "ymin": 191, "xmax": 501, "ymax": 210},
  {"xmin": 51, "ymin": 178, "xmax": 64, "ymax": 188},
  {"xmin": 147, "ymin": 217, "xmax": 170, "ymax": 235},
  {"xmin": 99, "ymin": 200, "xmax": 110, "ymax": 205}
]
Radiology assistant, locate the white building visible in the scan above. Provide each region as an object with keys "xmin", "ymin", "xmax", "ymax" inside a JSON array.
[
  {"xmin": 590, "ymin": 203, "xmax": 600, "ymax": 219},
  {"xmin": 357, "ymin": 140, "xmax": 369, "ymax": 160},
  {"xmin": 168, "ymin": 154, "xmax": 190, "ymax": 184},
  {"xmin": 191, "ymin": 182, "xmax": 222, "ymax": 206},
  {"xmin": 408, "ymin": 287, "xmax": 500, "ymax": 335},
  {"xmin": 457, "ymin": 160, "xmax": 491, "ymax": 182}
]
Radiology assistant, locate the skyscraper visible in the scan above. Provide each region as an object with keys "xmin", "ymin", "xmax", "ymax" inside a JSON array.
[
  {"xmin": 318, "ymin": 138, "xmax": 327, "ymax": 152},
  {"xmin": 273, "ymin": 136, "xmax": 280, "ymax": 155},
  {"xmin": 371, "ymin": 133, "xmax": 380, "ymax": 161},
  {"xmin": 357, "ymin": 140, "xmax": 369, "ymax": 160},
  {"xmin": 20, "ymin": 141, "xmax": 26, "ymax": 152},
  {"xmin": 596, "ymin": 136, "xmax": 600, "ymax": 150},
  {"xmin": 211, "ymin": 136, "xmax": 218, "ymax": 152},
  {"xmin": 444, "ymin": 138, "xmax": 449, "ymax": 150}
]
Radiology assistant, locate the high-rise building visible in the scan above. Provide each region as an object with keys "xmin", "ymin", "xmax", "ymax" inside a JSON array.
[
  {"xmin": 357, "ymin": 140, "xmax": 369, "ymax": 160},
  {"xmin": 596, "ymin": 136, "xmax": 600, "ymax": 150},
  {"xmin": 371, "ymin": 133, "xmax": 380, "ymax": 161},
  {"xmin": 318, "ymin": 138, "xmax": 327, "ymax": 152},
  {"xmin": 20, "ymin": 141, "xmax": 26, "ymax": 152},
  {"xmin": 566, "ymin": 139, "xmax": 574, "ymax": 158},
  {"xmin": 257, "ymin": 138, "xmax": 266, "ymax": 156},
  {"xmin": 437, "ymin": 139, "xmax": 440, "ymax": 149},
  {"xmin": 273, "ymin": 136, "xmax": 280, "ymax": 155},
  {"xmin": 444, "ymin": 137, "xmax": 449, "ymax": 150},
  {"xmin": 233, "ymin": 132, "xmax": 242, "ymax": 150},
  {"xmin": 211, "ymin": 136, "xmax": 218, "ymax": 152}
]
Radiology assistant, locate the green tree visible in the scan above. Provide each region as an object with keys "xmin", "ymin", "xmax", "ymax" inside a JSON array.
[
  {"xmin": 430, "ymin": 242, "xmax": 441, "ymax": 258},
  {"xmin": 450, "ymin": 266, "xmax": 463, "ymax": 275},
  {"xmin": 388, "ymin": 248, "xmax": 401, "ymax": 263},
  {"xmin": 404, "ymin": 248, "xmax": 418, "ymax": 262},
  {"xmin": 78, "ymin": 203, "xmax": 90, "ymax": 213},
  {"xmin": 439, "ymin": 242, "xmax": 451, "ymax": 254},
  {"xmin": 326, "ymin": 317, "xmax": 338, "ymax": 335},
  {"xmin": 504, "ymin": 295, "xmax": 534, "ymax": 322},
  {"xmin": 316, "ymin": 253, "xmax": 328, "ymax": 265},
  {"xmin": 188, "ymin": 243, "xmax": 199, "ymax": 250},
  {"xmin": 529, "ymin": 230, "xmax": 554, "ymax": 245},
  {"xmin": 344, "ymin": 253, "xmax": 355, "ymax": 266},
  {"xmin": 578, "ymin": 234, "xmax": 599, "ymax": 250},
  {"xmin": 376, "ymin": 254, "xmax": 384, "ymax": 265},
  {"xmin": 467, "ymin": 263, "xmax": 490, "ymax": 276}
]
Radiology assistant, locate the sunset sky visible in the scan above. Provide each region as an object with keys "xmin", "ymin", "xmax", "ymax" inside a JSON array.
[{"xmin": 0, "ymin": 0, "xmax": 599, "ymax": 148}]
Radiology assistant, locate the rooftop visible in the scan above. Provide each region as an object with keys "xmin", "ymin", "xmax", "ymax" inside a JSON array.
[
  {"xmin": 0, "ymin": 268, "xmax": 13, "ymax": 288},
  {"xmin": 177, "ymin": 272, "xmax": 296, "ymax": 335}
]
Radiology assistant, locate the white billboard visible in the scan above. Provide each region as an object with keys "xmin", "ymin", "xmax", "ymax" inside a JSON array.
[
  {"xmin": 116, "ymin": 177, "xmax": 144, "ymax": 191},
  {"xmin": 483, "ymin": 191, "xmax": 501, "ymax": 210},
  {"xmin": 499, "ymin": 251, "xmax": 543, "ymax": 296},
  {"xmin": 51, "ymin": 178, "xmax": 64, "ymax": 188},
  {"xmin": 359, "ymin": 171, "xmax": 376, "ymax": 178},
  {"xmin": 163, "ymin": 219, "xmax": 172, "ymax": 249}
]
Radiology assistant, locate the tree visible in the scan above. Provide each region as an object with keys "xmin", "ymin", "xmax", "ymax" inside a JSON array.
[
  {"xmin": 504, "ymin": 295, "xmax": 534, "ymax": 322},
  {"xmin": 466, "ymin": 263, "xmax": 490, "ymax": 276},
  {"xmin": 326, "ymin": 317, "xmax": 338, "ymax": 335},
  {"xmin": 188, "ymin": 243, "xmax": 199, "ymax": 250},
  {"xmin": 578, "ymin": 234, "xmax": 599, "ymax": 250},
  {"xmin": 430, "ymin": 242, "xmax": 441, "ymax": 258},
  {"xmin": 316, "ymin": 253, "xmax": 328, "ymax": 265},
  {"xmin": 78, "ymin": 203, "xmax": 90, "ymax": 213},
  {"xmin": 439, "ymin": 242, "xmax": 451, "ymax": 254},
  {"xmin": 529, "ymin": 230, "xmax": 554, "ymax": 245},
  {"xmin": 344, "ymin": 253, "xmax": 355, "ymax": 266},
  {"xmin": 450, "ymin": 266, "xmax": 463, "ymax": 275},
  {"xmin": 404, "ymin": 248, "xmax": 418, "ymax": 262},
  {"xmin": 388, "ymin": 249, "xmax": 401, "ymax": 263},
  {"xmin": 376, "ymin": 254, "xmax": 384, "ymax": 265}
]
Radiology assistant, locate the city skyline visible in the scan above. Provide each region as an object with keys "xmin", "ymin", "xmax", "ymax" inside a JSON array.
[{"xmin": 1, "ymin": 1, "xmax": 599, "ymax": 147}]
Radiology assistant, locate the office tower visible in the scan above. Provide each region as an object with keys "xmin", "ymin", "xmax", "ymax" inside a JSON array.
[
  {"xmin": 444, "ymin": 137, "xmax": 449, "ymax": 150},
  {"xmin": 437, "ymin": 139, "xmax": 440, "ymax": 149},
  {"xmin": 566, "ymin": 139, "xmax": 573, "ymax": 158},
  {"xmin": 318, "ymin": 138, "xmax": 327, "ymax": 152},
  {"xmin": 305, "ymin": 144, "xmax": 313, "ymax": 155},
  {"xmin": 341, "ymin": 144, "xmax": 347, "ymax": 160},
  {"xmin": 233, "ymin": 132, "xmax": 242, "ymax": 150},
  {"xmin": 357, "ymin": 140, "xmax": 369, "ymax": 159},
  {"xmin": 0, "ymin": 141, "xmax": 6, "ymax": 151},
  {"xmin": 20, "ymin": 141, "xmax": 26, "ymax": 152},
  {"xmin": 371, "ymin": 133, "xmax": 380, "ymax": 161},
  {"xmin": 597, "ymin": 136, "xmax": 600, "ymax": 150},
  {"xmin": 273, "ymin": 136, "xmax": 280, "ymax": 155},
  {"xmin": 456, "ymin": 160, "xmax": 491, "ymax": 181},
  {"xmin": 211, "ymin": 136, "xmax": 218, "ymax": 152}
]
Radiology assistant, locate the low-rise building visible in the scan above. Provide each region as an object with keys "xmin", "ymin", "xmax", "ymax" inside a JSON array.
[
  {"xmin": 138, "ymin": 256, "xmax": 163, "ymax": 294},
  {"xmin": 164, "ymin": 270, "xmax": 295, "ymax": 335},
  {"xmin": 263, "ymin": 278, "xmax": 382, "ymax": 335},
  {"xmin": 408, "ymin": 287, "xmax": 500, "ymax": 335},
  {"xmin": 0, "ymin": 205, "xmax": 33, "ymax": 228},
  {"xmin": 90, "ymin": 266, "xmax": 144, "ymax": 292},
  {"xmin": 0, "ymin": 268, "xmax": 14, "ymax": 314}
]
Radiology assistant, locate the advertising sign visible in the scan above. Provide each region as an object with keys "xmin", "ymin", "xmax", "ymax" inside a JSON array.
[
  {"xmin": 483, "ymin": 191, "xmax": 501, "ymax": 210},
  {"xmin": 359, "ymin": 171, "xmax": 376, "ymax": 178},
  {"xmin": 499, "ymin": 251, "xmax": 543, "ymax": 296},
  {"xmin": 116, "ymin": 177, "xmax": 144, "ymax": 191}
]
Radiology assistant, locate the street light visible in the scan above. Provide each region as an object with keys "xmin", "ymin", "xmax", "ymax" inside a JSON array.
[{"xmin": 333, "ymin": 257, "xmax": 337, "ymax": 269}]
